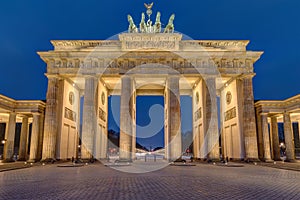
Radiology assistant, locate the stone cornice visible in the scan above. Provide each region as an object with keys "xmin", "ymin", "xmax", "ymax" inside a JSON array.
[
  {"xmin": 119, "ymin": 33, "xmax": 182, "ymax": 51},
  {"xmin": 181, "ymin": 40, "xmax": 249, "ymax": 51},
  {"xmin": 38, "ymin": 37, "xmax": 263, "ymax": 76},
  {"xmin": 0, "ymin": 94, "xmax": 46, "ymax": 114},
  {"xmin": 50, "ymin": 40, "xmax": 120, "ymax": 51},
  {"xmin": 49, "ymin": 38, "xmax": 251, "ymax": 51},
  {"xmin": 255, "ymin": 94, "xmax": 300, "ymax": 114}
]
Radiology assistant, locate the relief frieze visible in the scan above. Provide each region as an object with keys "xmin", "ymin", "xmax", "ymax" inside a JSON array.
[
  {"xmin": 47, "ymin": 57, "xmax": 251, "ymax": 70},
  {"xmin": 194, "ymin": 107, "xmax": 202, "ymax": 121},
  {"xmin": 224, "ymin": 107, "xmax": 236, "ymax": 122},
  {"xmin": 64, "ymin": 107, "xmax": 76, "ymax": 122},
  {"xmin": 99, "ymin": 107, "xmax": 107, "ymax": 122}
]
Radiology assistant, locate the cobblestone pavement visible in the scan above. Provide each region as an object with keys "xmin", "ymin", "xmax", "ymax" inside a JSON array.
[
  {"xmin": 0, "ymin": 163, "xmax": 299, "ymax": 200},
  {"xmin": 0, "ymin": 162, "xmax": 31, "ymax": 172}
]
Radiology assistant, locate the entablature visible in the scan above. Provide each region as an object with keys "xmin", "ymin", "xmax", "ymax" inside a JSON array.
[
  {"xmin": 0, "ymin": 94, "xmax": 46, "ymax": 115},
  {"xmin": 255, "ymin": 94, "xmax": 300, "ymax": 115}
]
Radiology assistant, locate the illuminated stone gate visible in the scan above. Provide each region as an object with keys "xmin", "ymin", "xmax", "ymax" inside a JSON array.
[
  {"xmin": 37, "ymin": 35, "xmax": 263, "ymax": 162},
  {"xmin": 37, "ymin": 7, "xmax": 263, "ymax": 162}
]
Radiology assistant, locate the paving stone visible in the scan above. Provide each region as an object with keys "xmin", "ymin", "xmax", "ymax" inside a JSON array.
[{"xmin": 0, "ymin": 163, "xmax": 299, "ymax": 200}]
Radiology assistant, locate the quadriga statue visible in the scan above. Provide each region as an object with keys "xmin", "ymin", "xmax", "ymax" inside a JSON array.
[
  {"xmin": 127, "ymin": 15, "xmax": 138, "ymax": 33},
  {"xmin": 164, "ymin": 14, "xmax": 175, "ymax": 33},
  {"xmin": 154, "ymin": 12, "xmax": 161, "ymax": 33},
  {"xmin": 139, "ymin": 13, "xmax": 147, "ymax": 33}
]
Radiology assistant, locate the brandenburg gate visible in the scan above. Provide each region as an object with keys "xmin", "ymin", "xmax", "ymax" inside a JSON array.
[{"xmin": 37, "ymin": 7, "xmax": 263, "ymax": 162}]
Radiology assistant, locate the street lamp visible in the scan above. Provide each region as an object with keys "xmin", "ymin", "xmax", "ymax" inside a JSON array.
[
  {"xmin": 1, "ymin": 139, "xmax": 6, "ymax": 144},
  {"xmin": 280, "ymin": 142, "xmax": 284, "ymax": 147},
  {"xmin": 77, "ymin": 145, "xmax": 81, "ymax": 160}
]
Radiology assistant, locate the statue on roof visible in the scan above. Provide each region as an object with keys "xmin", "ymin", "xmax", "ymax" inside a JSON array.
[
  {"xmin": 164, "ymin": 14, "xmax": 175, "ymax": 33},
  {"xmin": 127, "ymin": 15, "xmax": 138, "ymax": 33},
  {"xmin": 140, "ymin": 13, "xmax": 147, "ymax": 33},
  {"xmin": 154, "ymin": 12, "xmax": 161, "ymax": 33},
  {"xmin": 126, "ymin": 3, "xmax": 175, "ymax": 34},
  {"xmin": 144, "ymin": 2, "xmax": 154, "ymax": 10}
]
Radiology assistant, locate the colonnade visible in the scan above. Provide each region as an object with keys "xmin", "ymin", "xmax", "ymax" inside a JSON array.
[
  {"xmin": 255, "ymin": 112, "xmax": 297, "ymax": 162},
  {"xmin": 255, "ymin": 95, "xmax": 300, "ymax": 162},
  {"xmin": 0, "ymin": 95, "xmax": 45, "ymax": 162}
]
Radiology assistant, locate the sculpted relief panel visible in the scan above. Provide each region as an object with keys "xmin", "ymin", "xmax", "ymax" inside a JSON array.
[{"xmin": 47, "ymin": 57, "xmax": 252, "ymax": 72}]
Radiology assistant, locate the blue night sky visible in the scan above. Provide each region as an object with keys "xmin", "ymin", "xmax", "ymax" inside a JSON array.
[{"xmin": 1, "ymin": 1, "xmax": 300, "ymax": 147}]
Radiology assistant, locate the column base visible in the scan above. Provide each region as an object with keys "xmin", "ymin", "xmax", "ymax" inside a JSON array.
[
  {"xmin": 244, "ymin": 157, "xmax": 260, "ymax": 163},
  {"xmin": 1, "ymin": 158, "xmax": 15, "ymax": 163},
  {"xmin": 273, "ymin": 157, "xmax": 282, "ymax": 161},
  {"xmin": 264, "ymin": 159, "xmax": 274, "ymax": 163},
  {"xmin": 80, "ymin": 158, "xmax": 96, "ymax": 163},
  {"xmin": 115, "ymin": 159, "xmax": 132, "ymax": 163},
  {"xmin": 284, "ymin": 159, "xmax": 297, "ymax": 163},
  {"xmin": 27, "ymin": 159, "xmax": 39, "ymax": 163},
  {"xmin": 207, "ymin": 158, "xmax": 220, "ymax": 163},
  {"xmin": 41, "ymin": 158, "xmax": 56, "ymax": 163}
]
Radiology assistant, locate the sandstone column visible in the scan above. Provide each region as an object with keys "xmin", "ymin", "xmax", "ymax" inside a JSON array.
[
  {"xmin": 283, "ymin": 112, "xmax": 296, "ymax": 161},
  {"xmin": 255, "ymin": 114, "xmax": 264, "ymax": 160},
  {"xmin": 261, "ymin": 114, "xmax": 272, "ymax": 161},
  {"xmin": 192, "ymin": 86, "xmax": 199, "ymax": 159},
  {"xmin": 119, "ymin": 76, "xmax": 133, "ymax": 161},
  {"xmin": 81, "ymin": 77, "xmax": 97, "ymax": 160},
  {"xmin": 18, "ymin": 116, "xmax": 29, "ymax": 161},
  {"xmin": 28, "ymin": 114, "xmax": 40, "ymax": 162},
  {"xmin": 167, "ymin": 76, "xmax": 182, "ymax": 161},
  {"xmin": 164, "ymin": 86, "xmax": 170, "ymax": 160},
  {"xmin": 241, "ymin": 77, "xmax": 259, "ymax": 161},
  {"xmin": 298, "ymin": 120, "xmax": 300, "ymax": 150},
  {"xmin": 42, "ymin": 77, "xmax": 59, "ymax": 161},
  {"xmin": 193, "ymin": 127, "xmax": 200, "ymax": 159},
  {"xmin": 131, "ymin": 90, "xmax": 136, "ymax": 160},
  {"xmin": 3, "ymin": 112, "xmax": 17, "ymax": 162},
  {"xmin": 37, "ymin": 114, "xmax": 45, "ymax": 161},
  {"xmin": 271, "ymin": 116, "xmax": 281, "ymax": 161},
  {"xmin": 204, "ymin": 77, "xmax": 219, "ymax": 161}
]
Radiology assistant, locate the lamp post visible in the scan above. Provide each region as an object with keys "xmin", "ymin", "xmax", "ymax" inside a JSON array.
[{"xmin": 77, "ymin": 145, "xmax": 81, "ymax": 160}]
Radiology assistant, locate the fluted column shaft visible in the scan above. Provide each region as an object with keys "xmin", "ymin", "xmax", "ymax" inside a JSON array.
[
  {"xmin": 192, "ymin": 86, "xmax": 199, "ymax": 159},
  {"xmin": 3, "ymin": 112, "xmax": 17, "ymax": 161},
  {"xmin": 241, "ymin": 77, "xmax": 259, "ymax": 160},
  {"xmin": 28, "ymin": 114, "xmax": 40, "ymax": 162},
  {"xmin": 204, "ymin": 78, "xmax": 219, "ymax": 160},
  {"xmin": 42, "ymin": 77, "xmax": 59, "ymax": 160},
  {"xmin": 283, "ymin": 113, "xmax": 295, "ymax": 161},
  {"xmin": 37, "ymin": 114, "xmax": 45, "ymax": 161},
  {"xmin": 261, "ymin": 114, "xmax": 272, "ymax": 161},
  {"xmin": 119, "ymin": 76, "xmax": 133, "ymax": 160},
  {"xmin": 18, "ymin": 116, "xmax": 29, "ymax": 161},
  {"xmin": 168, "ymin": 76, "xmax": 182, "ymax": 161},
  {"xmin": 81, "ymin": 77, "xmax": 97, "ymax": 160},
  {"xmin": 271, "ymin": 117, "xmax": 281, "ymax": 161}
]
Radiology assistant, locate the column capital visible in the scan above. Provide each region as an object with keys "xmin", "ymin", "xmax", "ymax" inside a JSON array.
[
  {"xmin": 260, "ymin": 113, "xmax": 269, "ymax": 116},
  {"xmin": 167, "ymin": 74, "xmax": 181, "ymax": 78},
  {"xmin": 9, "ymin": 112, "xmax": 17, "ymax": 117},
  {"xmin": 18, "ymin": 114, "xmax": 29, "ymax": 118},
  {"xmin": 32, "ymin": 113, "xmax": 41, "ymax": 117},
  {"xmin": 45, "ymin": 74, "xmax": 63, "ymax": 80},
  {"xmin": 202, "ymin": 75, "xmax": 218, "ymax": 80},
  {"xmin": 120, "ymin": 74, "xmax": 133, "ymax": 79},
  {"xmin": 83, "ymin": 75, "xmax": 99, "ymax": 80},
  {"xmin": 270, "ymin": 115, "xmax": 278, "ymax": 119},
  {"xmin": 237, "ymin": 73, "xmax": 256, "ymax": 80}
]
